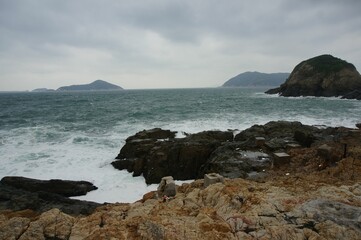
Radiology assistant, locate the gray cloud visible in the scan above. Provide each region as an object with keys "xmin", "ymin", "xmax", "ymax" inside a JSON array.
[{"xmin": 0, "ymin": 0, "xmax": 360, "ymax": 90}]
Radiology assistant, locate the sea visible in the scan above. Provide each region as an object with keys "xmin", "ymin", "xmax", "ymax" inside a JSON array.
[{"xmin": 1, "ymin": 88, "xmax": 360, "ymax": 203}]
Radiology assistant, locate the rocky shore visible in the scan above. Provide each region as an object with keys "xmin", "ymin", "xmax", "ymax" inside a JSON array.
[{"xmin": 1, "ymin": 121, "xmax": 361, "ymax": 239}]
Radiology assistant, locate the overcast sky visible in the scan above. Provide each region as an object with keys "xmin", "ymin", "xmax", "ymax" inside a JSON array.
[{"xmin": 1, "ymin": 0, "xmax": 360, "ymax": 91}]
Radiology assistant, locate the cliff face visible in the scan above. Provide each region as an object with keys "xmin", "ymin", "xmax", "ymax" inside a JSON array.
[{"xmin": 266, "ymin": 55, "xmax": 361, "ymax": 98}]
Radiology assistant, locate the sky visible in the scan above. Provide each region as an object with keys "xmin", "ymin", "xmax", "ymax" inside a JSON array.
[{"xmin": 1, "ymin": 0, "xmax": 361, "ymax": 91}]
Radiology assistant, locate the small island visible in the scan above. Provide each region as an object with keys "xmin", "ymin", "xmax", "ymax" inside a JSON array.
[
  {"xmin": 57, "ymin": 80, "xmax": 123, "ymax": 91},
  {"xmin": 265, "ymin": 54, "xmax": 361, "ymax": 99}
]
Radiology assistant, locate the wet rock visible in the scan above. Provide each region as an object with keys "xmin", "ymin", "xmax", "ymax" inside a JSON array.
[
  {"xmin": 0, "ymin": 182, "xmax": 100, "ymax": 216},
  {"xmin": 126, "ymin": 128, "xmax": 176, "ymax": 142},
  {"xmin": 1, "ymin": 176, "xmax": 97, "ymax": 197},
  {"xmin": 113, "ymin": 129, "xmax": 225, "ymax": 184}
]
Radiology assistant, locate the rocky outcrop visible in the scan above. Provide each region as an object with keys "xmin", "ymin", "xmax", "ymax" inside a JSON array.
[
  {"xmin": 266, "ymin": 54, "xmax": 361, "ymax": 98},
  {"xmin": 112, "ymin": 129, "xmax": 232, "ymax": 184},
  {"xmin": 1, "ymin": 177, "xmax": 97, "ymax": 197},
  {"xmin": 1, "ymin": 165, "xmax": 361, "ymax": 239},
  {"xmin": 0, "ymin": 177, "xmax": 100, "ymax": 216},
  {"xmin": 112, "ymin": 121, "xmax": 356, "ymax": 184}
]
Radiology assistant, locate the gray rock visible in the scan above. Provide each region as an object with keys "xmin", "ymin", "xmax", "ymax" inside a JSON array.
[
  {"xmin": 204, "ymin": 173, "xmax": 224, "ymax": 188},
  {"xmin": 300, "ymin": 199, "xmax": 361, "ymax": 232},
  {"xmin": 157, "ymin": 176, "xmax": 176, "ymax": 197}
]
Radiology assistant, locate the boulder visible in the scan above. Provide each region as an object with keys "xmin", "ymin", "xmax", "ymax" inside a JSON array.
[
  {"xmin": 265, "ymin": 54, "xmax": 361, "ymax": 99},
  {"xmin": 157, "ymin": 176, "xmax": 176, "ymax": 197}
]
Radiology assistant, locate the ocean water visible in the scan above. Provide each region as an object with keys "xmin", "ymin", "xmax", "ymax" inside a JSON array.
[{"xmin": 1, "ymin": 88, "xmax": 360, "ymax": 203}]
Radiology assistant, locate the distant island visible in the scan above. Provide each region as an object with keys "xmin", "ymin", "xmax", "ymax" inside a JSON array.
[
  {"xmin": 265, "ymin": 54, "xmax": 361, "ymax": 99},
  {"xmin": 32, "ymin": 88, "xmax": 55, "ymax": 92},
  {"xmin": 57, "ymin": 80, "xmax": 123, "ymax": 91},
  {"xmin": 222, "ymin": 71, "xmax": 290, "ymax": 87}
]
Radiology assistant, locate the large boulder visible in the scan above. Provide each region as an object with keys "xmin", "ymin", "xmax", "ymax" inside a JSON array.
[{"xmin": 266, "ymin": 54, "xmax": 361, "ymax": 98}]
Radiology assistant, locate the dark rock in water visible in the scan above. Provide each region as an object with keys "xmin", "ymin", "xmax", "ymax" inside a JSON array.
[
  {"xmin": 186, "ymin": 130, "xmax": 233, "ymax": 142},
  {"xmin": 125, "ymin": 128, "xmax": 177, "ymax": 142},
  {"xmin": 112, "ymin": 129, "xmax": 232, "ymax": 184},
  {"xmin": 356, "ymin": 123, "xmax": 361, "ymax": 129},
  {"xmin": 342, "ymin": 89, "xmax": 361, "ymax": 100},
  {"xmin": 1, "ymin": 176, "xmax": 97, "ymax": 197},
  {"xmin": 113, "ymin": 122, "xmax": 351, "ymax": 184},
  {"xmin": 265, "ymin": 54, "xmax": 361, "ymax": 99},
  {"xmin": 0, "ymin": 180, "xmax": 100, "ymax": 216}
]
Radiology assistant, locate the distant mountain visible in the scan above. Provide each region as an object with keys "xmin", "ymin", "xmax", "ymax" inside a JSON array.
[
  {"xmin": 32, "ymin": 88, "xmax": 55, "ymax": 92},
  {"xmin": 222, "ymin": 71, "xmax": 290, "ymax": 87},
  {"xmin": 57, "ymin": 80, "xmax": 123, "ymax": 91}
]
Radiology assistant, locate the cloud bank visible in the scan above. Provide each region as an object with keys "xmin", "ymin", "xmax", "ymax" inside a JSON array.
[{"xmin": 1, "ymin": 0, "xmax": 360, "ymax": 90}]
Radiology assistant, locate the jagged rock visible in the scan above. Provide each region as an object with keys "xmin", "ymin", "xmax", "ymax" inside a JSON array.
[
  {"xmin": 113, "ymin": 123, "xmax": 352, "ymax": 183},
  {"xmin": 234, "ymin": 121, "xmax": 318, "ymax": 146},
  {"xmin": 112, "ymin": 129, "xmax": 227, "ymax": 184},
  {"xmin": 265, "ymin": 54, "xmax": 361, "ymax": 98},
  {"xmin": 1, "ymin": 176, "xmax": 97, "ymax": 197}
]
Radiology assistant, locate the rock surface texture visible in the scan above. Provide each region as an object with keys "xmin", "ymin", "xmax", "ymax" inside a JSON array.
[
  {"xmin": 1, "ymin": 164, "xmax": 361, "ymax": 239},
  {"xmin": 265, "ymin": 54, "xmax": 361, "ymax": 98}
]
